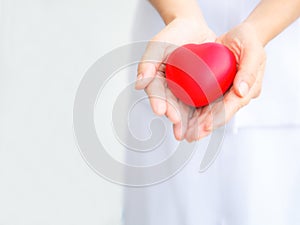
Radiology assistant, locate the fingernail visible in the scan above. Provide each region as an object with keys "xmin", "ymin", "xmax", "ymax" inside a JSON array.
[{"xmin": 239, "ymin": 81, "xmax": 249, "ymax": 97}]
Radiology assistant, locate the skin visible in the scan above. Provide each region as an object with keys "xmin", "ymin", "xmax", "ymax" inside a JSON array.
[{"xmin": 136, "ymin": 0, "xmax": 300, "ymax": 142}]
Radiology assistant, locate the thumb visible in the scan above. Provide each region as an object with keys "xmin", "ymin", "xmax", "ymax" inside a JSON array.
[
  {"xmin": 135, "ymin": 41, "xmax": 167, "ymax": 90},
  {"xmin": 233, "ymin": 45, "xmax": 265, "ymax": 98},
  {"xmin": 135, "ymin": 61, "xmax": 158, "ymax": 90}
]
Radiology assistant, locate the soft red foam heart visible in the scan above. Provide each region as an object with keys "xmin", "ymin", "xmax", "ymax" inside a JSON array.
[{"xmin": 165, "ymin": 43, "xmax": 237, "ymax": 107}]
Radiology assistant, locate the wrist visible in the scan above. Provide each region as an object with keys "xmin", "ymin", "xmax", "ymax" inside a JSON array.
[
  {"xmin": 172, "ymin": 16, "xmax": 209, "ymax": 30},
  {"xmin": 164, "ymin": 11, "xmax": 207, "ymax": 26},
  {"xmin": 240, "ymin": 21, "xmax": 268, "ymax": 47},
  {"xmin": 242, "ymin": 0, "xmax": 300, "ymax": 47},
  {"xmin": 168, "ymin": 17, "xmax": 215, "ymax": 43},
  {"xmin": 155, "ymin": 1, "xmax": 206, "ymax": 26}
]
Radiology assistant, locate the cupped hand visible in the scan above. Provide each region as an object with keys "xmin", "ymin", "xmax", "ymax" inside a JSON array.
[
  {"xmin": 135, "ymin": 18, "xmax": 216, "ymax": 140},
  {"xmin": 184, "ymin": 22, "xmax": 267, "ymax": 142}
]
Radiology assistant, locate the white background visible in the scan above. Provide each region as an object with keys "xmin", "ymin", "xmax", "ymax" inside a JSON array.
[{"xmin": 0, "ymin": 0, "xmax": 163, "ymax": 224}]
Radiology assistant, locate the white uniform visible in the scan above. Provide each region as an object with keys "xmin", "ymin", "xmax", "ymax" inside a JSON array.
[{"xmin": 123, "ymin": 1, "xmax": 300, "ymax": 225}]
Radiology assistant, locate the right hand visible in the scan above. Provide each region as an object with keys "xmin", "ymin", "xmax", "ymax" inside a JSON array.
[
  {"xmin": 184, "ymin": 22, "xmax": 266, "ymax": 142},
  {"xmin": 135, "ymin": 18, "xmax": 216, "ymax": 141}
]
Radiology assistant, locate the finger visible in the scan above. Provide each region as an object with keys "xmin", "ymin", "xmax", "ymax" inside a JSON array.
[
  {"xmin": 135, "ymin": 62, "xmax": 157, "ymax": 90},
  {"xmin": 252, "ymin": 61, "xmax": 266, "ymax": 98},
  {"xmin": 185, "ymin": 107, "xmax": 211, "ymax": 142},
  {"xmin": 173, "ymin": 102, "xmax": 193, "ymax": 141},
  {"xmin": 234, "ymin": 45, "xmax": 266, "ymax": 98},
  {"xmin": 135, "ymin": 41, "xmax": 167, "ymax": 89},
  {"xmin": 165, "ymin": 88, "xmax": 181, "ymax": 124},
  {"xmin": 144, "ymin": 73, "xmax": 167, "ymax": 116},
  {"xmin": 202, "ymin": 88, "xmax": 249, "ymax": 131},
  {"xmin": 200, "ymin": 63, "xmax": 265, "ymax": 135},
  {"xmin": 184, "ymin": 109, "xmax": 201, "ymax": 142}
]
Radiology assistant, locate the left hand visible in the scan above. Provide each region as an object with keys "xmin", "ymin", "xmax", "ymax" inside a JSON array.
[{"xmin": 184, "ymin": 22, "xmax": 266, "ymax": 142}]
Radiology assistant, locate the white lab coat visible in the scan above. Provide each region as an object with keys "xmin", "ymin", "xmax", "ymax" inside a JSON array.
[{"xmin": 123, "ymin": 1, "xmax": 300, "ymax": 225}]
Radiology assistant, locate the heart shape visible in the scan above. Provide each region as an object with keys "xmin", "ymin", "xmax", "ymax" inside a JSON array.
[{"xmin": 165, "ymin": 43, "xmax": 237, "ymax": 107}]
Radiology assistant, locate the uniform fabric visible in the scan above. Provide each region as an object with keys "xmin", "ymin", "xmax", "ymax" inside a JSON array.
[{"xmin": 122, "ymin": 1, "xmax": 300, "ymax": 225}]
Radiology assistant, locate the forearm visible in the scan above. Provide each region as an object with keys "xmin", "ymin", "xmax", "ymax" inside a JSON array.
[
  {"xmin": 244, "ymin": 0, "xmax": 300, "ymax": 46},
  {"xmin": 149, "ymin": 0, "xmax": 206, "ymax": 25}
]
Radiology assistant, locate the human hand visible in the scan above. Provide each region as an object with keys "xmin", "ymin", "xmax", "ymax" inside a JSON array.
[
  {"xmin": 135, "ymin": 18, "xmax": 216, "ymax": 140},
  {"xmin": 184, "ymin": 22, "xmax": 266, "ymax": 141}
]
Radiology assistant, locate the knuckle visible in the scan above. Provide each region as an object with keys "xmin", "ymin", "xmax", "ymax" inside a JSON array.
[
  {"xmin": 247, "ymin": 71, "xmax": 257, "ymax": 85},
  {"xmin": 235, "ymin": 98, "xmax": 249, "ymax": 111},
  {"xmin": 253, "ymin": 87, "xmax": 262, "ymax": 98}
]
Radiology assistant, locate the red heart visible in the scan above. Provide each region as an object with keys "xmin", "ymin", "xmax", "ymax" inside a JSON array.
[{"xmin": 165, "ymin": 43, "xmax": 237, "ymax": 107}]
